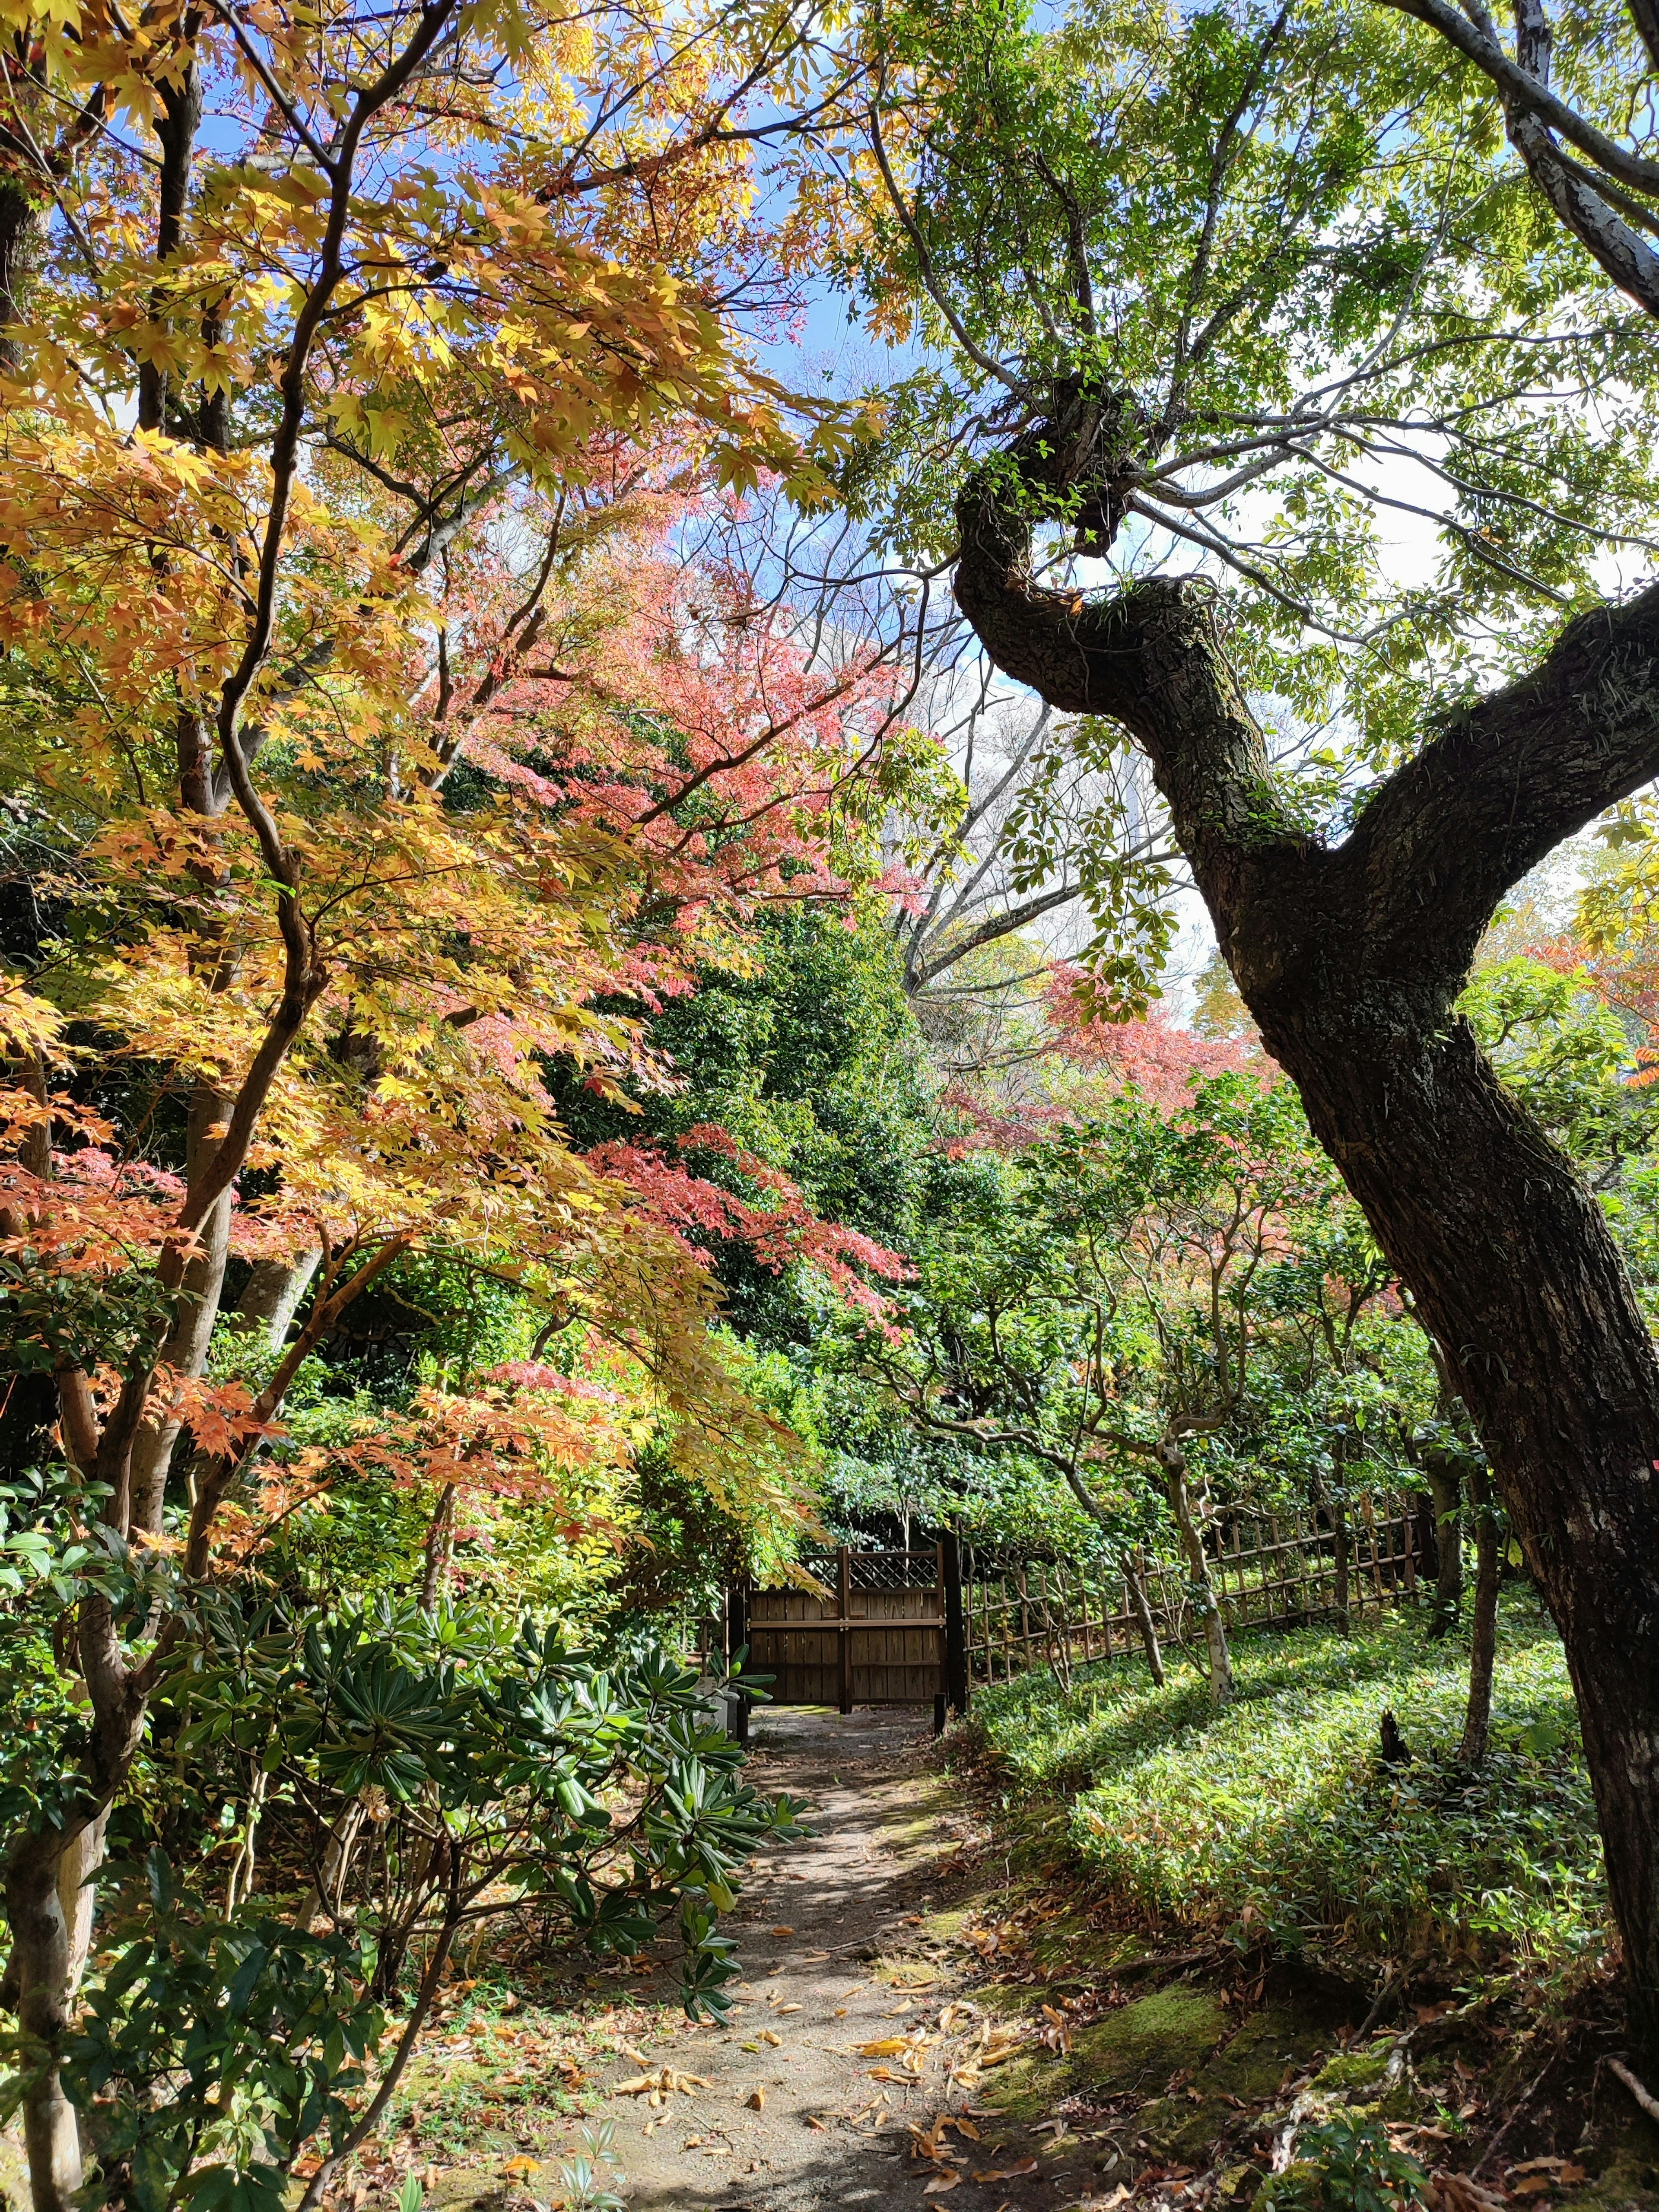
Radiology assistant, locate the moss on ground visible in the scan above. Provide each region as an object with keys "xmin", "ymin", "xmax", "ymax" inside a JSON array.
[{"xmin": 1073, "ymin": 1987, "xmax": 1228, "ymax": 2090}]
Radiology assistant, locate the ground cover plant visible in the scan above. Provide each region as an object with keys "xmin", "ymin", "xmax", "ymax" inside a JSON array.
[{"xmin": 967, "ymin": 1602, "xmax": 1605, "ymax": 1974}]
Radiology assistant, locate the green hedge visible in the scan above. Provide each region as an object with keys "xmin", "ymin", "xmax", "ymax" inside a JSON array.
[{"xmin": 968, "ymin": 1603, "xmax": 1605, "ymax": 1965}]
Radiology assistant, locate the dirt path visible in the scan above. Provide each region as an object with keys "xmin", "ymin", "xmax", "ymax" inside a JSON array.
[{"xmin": 595, "ymin": 1705, "xmax": 1079, "ymax": 2212}]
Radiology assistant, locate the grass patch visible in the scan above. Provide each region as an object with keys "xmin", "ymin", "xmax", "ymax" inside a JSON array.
[{"xmin": 967, "ymin": 1599, "xmax": 1606, "ymax": 1967}]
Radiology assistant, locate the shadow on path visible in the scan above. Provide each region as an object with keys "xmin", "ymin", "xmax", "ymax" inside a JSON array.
[{"xmin": 597, "ymin": 1706, "xmax": 1086, "ymax": 2212}]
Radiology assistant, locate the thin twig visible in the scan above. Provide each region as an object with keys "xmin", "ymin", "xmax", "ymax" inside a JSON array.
[{"xmin": 1608, "ymin": 2055, "xmax": 1659, "ymax": 2123}]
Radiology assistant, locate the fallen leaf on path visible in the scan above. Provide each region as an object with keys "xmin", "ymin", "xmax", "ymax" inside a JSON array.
[
  {"xmin": 804, "ymin": 2117, "xmax": 827, "ymax": 2132},
  {"xmin": 1509, "ymin": 2183, "xmax": 1552, "ymax": 2199},
  {"xmin": 770, "ymin": 1926, "xmax": 795, "ymax": 1937},
  {"xmin": 976, "ymin": 2039, "xmax": 1026, "ymax": 2069},
  {"xmin": 759, "ymin": 2030, "xmax": 781, "ymax": 2046},
  {"xmin": 860, "ymin": 2038, "xmax": 913, "ymax": 2056},
  {"xmin": 747, "ymin": 2088, "xmax": 766, "ymax": 2111},
  {"xmin": 973, "ymin": 2162, "xmax": 1039, "ymax": 2182},
  {"xmin": 922, "ymin": 2177, "xmax": 961, "ymax": 2194},
  {"xmin": 500, "ymin": 2159, "xmax": 540, "ymax": 2180},
  {"xmin": 954, "ymin": 2118, "xmax": 982, "ymax": 2141},
  {"xmin": 777, "ymin": 2004, "xmax": 801, "ymax": 2014},
  {"xmin": 611, "ymin": 2066, "xmax": 708, "ymax": 2099}
]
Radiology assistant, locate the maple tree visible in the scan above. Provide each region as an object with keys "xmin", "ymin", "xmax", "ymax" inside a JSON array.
[{"xmin": 0, "ymin": 0, "xmax": 934, "ymax": 2194}]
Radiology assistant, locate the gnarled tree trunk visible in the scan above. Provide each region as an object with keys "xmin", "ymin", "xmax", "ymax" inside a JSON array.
[
  {"xmin": 1125, "ymin": 1557, "xmax": 1166, "ymax": 1688},
  {"xmin": 1158, "ymin": 1442, "xmax": 1233, "ymax": 1706},
  {"xmin": 954, "ymin": 391, "xmax": 1659, "ymax": 2052}
]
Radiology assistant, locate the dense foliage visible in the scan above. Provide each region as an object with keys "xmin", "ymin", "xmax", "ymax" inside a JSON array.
[
  {"xmin": 6, "ymin": 0, "xmax": 1659, "ymax": 2196},
  {"xmin": 968, "ymin": 1603, "xmax": 1603, "ymax": 1970}
]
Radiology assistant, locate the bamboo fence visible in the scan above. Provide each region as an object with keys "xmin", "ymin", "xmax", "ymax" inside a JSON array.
[{"xmin": 963, "ymin": 1493, "xmax": 1422, "ymax": 1684}]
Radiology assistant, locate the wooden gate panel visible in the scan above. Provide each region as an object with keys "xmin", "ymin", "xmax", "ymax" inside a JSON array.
[{"xmin": 742, "ymin": 1547, "xmax": 952, "ymax": 1710}]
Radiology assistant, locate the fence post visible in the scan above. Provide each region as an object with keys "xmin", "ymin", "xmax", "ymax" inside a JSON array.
[
  {"xmin": 942, "ymin": 1530, "xmax": 969, "ymax": 1715},
  {"xmin": 1399, "ymin": 1496, "xmax": 1419, "ymax": 1598},
  {"xmin": 727, "ymin": 1580, "xmax": 750, "ymax": 1746},
  {"xmin": 837, "ymin": 1545, "xmax": 853, "ymax": 1714}
]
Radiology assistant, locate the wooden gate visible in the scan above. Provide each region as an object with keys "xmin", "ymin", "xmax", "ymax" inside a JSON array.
[{"xmin": 733, "ymin": 1542, "xmax": 967, "ymax": 1719}]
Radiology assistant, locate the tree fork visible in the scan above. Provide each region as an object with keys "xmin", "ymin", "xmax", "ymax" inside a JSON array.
[{"xmin": 955, "ymin": 404, "xmax": 1659, "ymax": 2051}]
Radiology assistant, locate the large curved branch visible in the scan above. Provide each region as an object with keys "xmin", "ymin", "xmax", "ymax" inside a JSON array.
[
  {"xmin": 1372, "ymin": 0, "xmax": 1659, "ymax": 200},
  {"xmin": 1341, "ymin": 581, "xmax": 1659, "ymax": 982},
  {"xmin": 952, "ymin": 409, "xmax": 1310, "ymax": 935},
  {"xmin": 955, "ymin": 404, "xmax": 1659, "ymax": 1015}
]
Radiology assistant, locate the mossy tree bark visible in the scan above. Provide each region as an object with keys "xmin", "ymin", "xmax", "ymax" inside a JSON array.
[{"xmin": 955, "ymin": 393, "xmax": 1659, "ymax": 2054}]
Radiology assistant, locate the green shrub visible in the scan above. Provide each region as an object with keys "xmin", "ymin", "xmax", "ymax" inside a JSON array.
[
  {"xmin": 969, "ymin": 1603, "xmax": 1605, "ymax": 1964},
  {"xmin": 1260, "ymin": 2114, "xmax": 1430, "ymax": 2212}
]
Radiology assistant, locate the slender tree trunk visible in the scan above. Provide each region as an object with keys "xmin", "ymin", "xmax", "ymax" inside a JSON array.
[
  {"xmin": 1458, "ymin": 1462, "xmax": 1502, "ymax": 1768},
  {"xmin": 129, "ymin": 1083, "xmax": 235, "ymax": 1537},
  {"xmin": 1319, "ymin": 1435, "xmax": 1354, "ymax": 1634},
  {"xmin": 1161, "ymin": 1447, "xmax": 1233, "ymax": 1707},
  {"xmin": 224, "ymin": 1770, "xmax": 268, "ymax": 1915},
  {"xmin": 234, "ymin": 1247, "xmax": 323, "ymax": 1351},
  {"xmin": 1332, "ymin": 1495, "xmax": 1351, "ymax": 1634},
  {"xmin": 419, "ymin": 1483, "xmax": 457, "ymax": 1615},
  {"xmin": 1125, "ymin": 1557, "xmax": 1165, "ymax": 1688},
  {"xmin": 3, "ymin": 1833, "xmax": 86, "ymax": 2212},
  {"xmin": 1414, "ymin": 1487, "xmax": 1440, "ymax": 1597},
  {"xmin": 0, "ymin": 180, "xmax": 43, "ymax": 374},
  {"xmin": 293, "ymin": 1801, "xmax": 367, "ymax": 1933},
  {"xmin": 1424, "ymin": 1459, "xmax": 1464, "ymax": 1639}
]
